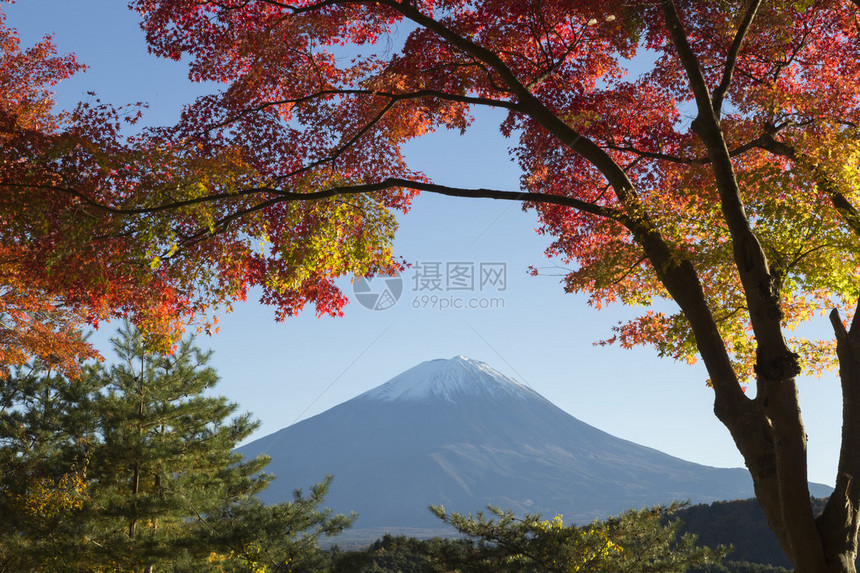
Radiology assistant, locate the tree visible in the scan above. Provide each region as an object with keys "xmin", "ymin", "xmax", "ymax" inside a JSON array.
[
  {"xmin": 5, "ymin": 1, "xmax": 860, "ymax": 571},
  {"xmin": 0, "ymin": 366, "xmax": 98, "ymax": 571},
  {"xmin": 80, "ymin": 324, "xmax": 273, "ymax": 571},
  {"xmin": 0, "ymin": 327, "xmax": 354, "ymax": 571},
  {"xmin": 193, "ymin": 478, "xmax": 354, "ymax": 573},
  {"xmin": 327, "ymin": 534, "xmax": 438, "ymax": 573},
  {"xmin": 424, "ymin": 503, "xmax": 726, "ymax": 572},
  {"xmin": 0, "ymin": 8, "xmax": 98, "ymax": 377}
]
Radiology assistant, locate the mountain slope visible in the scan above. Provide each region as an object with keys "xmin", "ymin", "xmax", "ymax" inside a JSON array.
[{"xmin": 238, "ymin": 356, "xmax": 831, "ymax": 539}]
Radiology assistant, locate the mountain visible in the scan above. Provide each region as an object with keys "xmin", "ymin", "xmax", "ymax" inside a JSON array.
[{"xmin": 237, "ymin": 356, "xmax": 832, "ymax": 541}]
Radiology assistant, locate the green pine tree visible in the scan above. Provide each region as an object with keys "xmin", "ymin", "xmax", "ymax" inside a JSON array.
[
  {"xmin": 0, "ymin": 364, "xmax": 99, "ymax": 572},
  {"xmin": 183, "ymin": 476, "xmax": 355, "ymax": 573},
  {"xmin": 82, "ymin": 324, "xmax": 272, "ymax": 571},
  {"xmin": 424, "ymin": 502, "xmax": 728, "ymax": 573},
  {"xmin": 0, "ymin": 324, "xmax": 354, "ymax": 572}
]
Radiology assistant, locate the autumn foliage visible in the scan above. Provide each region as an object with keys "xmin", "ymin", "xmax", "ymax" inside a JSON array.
[
  {"xmin": 0, "ymin": 11, "xmax": 99, "ymax": 377},
  {"xmin": 124, "ymin": 0, "xmax": 860, "ymax": 381}
]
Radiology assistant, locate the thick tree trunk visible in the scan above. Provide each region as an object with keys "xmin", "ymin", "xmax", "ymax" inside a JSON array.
[
  {"xmin": 714, "ymin": 352, "xmax": 859, "ymax": 573},
  {"xmin": 444, "ymin": 0, "xmax": 860, "ymax": 567},
  {"xmin": 815, "ymin": 307, "xmax": 860, "ymax": 573},
  {"xmin": 818, "ymin": 475, "xmax": 858, "ymax": 573},
  {"xmin": 758, "ymin": 380, "xmax": 827, "ymax": 572}
]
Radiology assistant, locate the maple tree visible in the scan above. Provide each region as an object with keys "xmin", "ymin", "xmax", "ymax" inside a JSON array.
[
  {"xmin": 6, "ymin": 0, "xmax": 860, "ymax": 571},
  {"xmin": 0, "ymin": 10, "xmax": 99, "ymax": 377},
  {"xmin": 0, "ymin": 252, "xmax": 98, "ymax": 379}
]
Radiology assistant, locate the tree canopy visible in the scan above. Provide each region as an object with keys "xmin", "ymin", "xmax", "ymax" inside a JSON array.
[
  {"xmin": 4, "ymin": 1, "xmax": 860, "ymax": 571},
  {"xmin": 0, "ymin": 9, "xmax": 98, "ymax": 377}
]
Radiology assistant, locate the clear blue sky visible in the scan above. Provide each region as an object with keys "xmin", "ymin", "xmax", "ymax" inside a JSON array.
[{"xmin": 7, "ymin": 0, "xmax": 844, "ymax": 486}]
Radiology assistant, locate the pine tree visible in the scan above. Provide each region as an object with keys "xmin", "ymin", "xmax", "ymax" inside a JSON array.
[
  {"xmin": 0, "ymin": 325, "xmax": 354, "ymax": 571},
  {"xmin": 82, "ymin": 324, "xmax": 271, "ymax": 571},
  {"xmin": 426, "ymin": 503, "xmax": 728, "ymax": 573},
  {"xmin": 0, "ymin": 365, "xmax": 98, "ymax": 572},
  {"xmin": 190, "ymin": 477, "xmax": 355, "ymax": 573}
]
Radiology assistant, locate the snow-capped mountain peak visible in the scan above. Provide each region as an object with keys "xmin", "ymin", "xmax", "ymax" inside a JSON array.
[
  {"xmin": 359, "ymin": 356, "xmax": 536, "ymax": 403},
  {"xmin": 239, "ymin": 355, "xmax": 813, "ymax": 539}
]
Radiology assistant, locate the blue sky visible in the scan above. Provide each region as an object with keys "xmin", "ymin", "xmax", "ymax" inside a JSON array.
[{"xmin": 7, "ymin": 0, "xmax": 845, "ymax": 487}]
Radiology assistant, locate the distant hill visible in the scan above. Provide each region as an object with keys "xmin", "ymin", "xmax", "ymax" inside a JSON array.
[
  {"xmin": 679, "ymin": 497, "xmax": 858, "ymax": 571},
  {"xmin": 238, "ymin": 356, "xmax": 833, "ymax": 542},
  {"xmin": 679, "ymin": 498, "xmax": 795, "ymax": 568}
]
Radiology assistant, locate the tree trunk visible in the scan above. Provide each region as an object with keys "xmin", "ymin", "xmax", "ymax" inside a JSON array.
[
  {"xmin": 129, "ymin": 460, "xmax": 139, "ymax": 540},
  {"xmin": 715, "ymin": 357, "xmax": 859, "ymax": 573},
  {"xmin": 814, "ymin": 308, "xmax": 860, "ymax": 573}
]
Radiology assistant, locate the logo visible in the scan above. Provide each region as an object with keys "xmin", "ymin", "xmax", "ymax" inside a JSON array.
[
  {"xmin": 353, "ymin": 262, "xmax": 508, "ymax": 311},
  {"xmin": 352, "ymin": 272, "xmax": 403, "ymax": 311}
]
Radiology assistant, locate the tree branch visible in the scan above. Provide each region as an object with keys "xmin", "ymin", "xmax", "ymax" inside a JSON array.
[
  {"xmin": 1, "ymin": 182, "xmax": 277, "ymax": 216},
  {"xmin": 14, "ymin": 177, "xmax": 623, "ymax": 223},
  {"xmin": 659, "ymin": 1, "xmax": 714, "ymax": 117},
  {"xmin": 379, "ymin": 2, "xmax": 753, "ymax": 435},
  {"xmin": 605, "ymin": 132, "xmax": 778, "ymax": 165},
  {"xmin": 661, "ymin": 0, "xmax": 791, "ymax": 376},
  {"xmin": 754, "ymin": 135, "xmax": 860, "ymax": 239},
  {"xmin": 660, "ymin": 4, "xmax": 819, "ymax": 567},
  {"xmin": 205, "ymin": 88, "xmax": 521, "ymax": 133},
  {"xmin": 713, "ymin": 0, "xmax": 762, "ymax": 116},
  {"xmin": 818, "ymin": 304, "xmax": 860, "ymax": 570},
  {"xmin": 525, "ymin": 24, "xmax": 589, "ymax": 90}
]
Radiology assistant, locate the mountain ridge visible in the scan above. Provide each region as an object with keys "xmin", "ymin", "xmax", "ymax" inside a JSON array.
[{"xmin": 239, "ymin": 356, "xmax": 832, "ymax": 542}]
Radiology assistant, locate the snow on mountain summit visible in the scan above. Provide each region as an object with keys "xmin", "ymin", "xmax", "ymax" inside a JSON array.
[{"xmin": 359, "ymin": 356, "xmax": 538, "ymax": 403}]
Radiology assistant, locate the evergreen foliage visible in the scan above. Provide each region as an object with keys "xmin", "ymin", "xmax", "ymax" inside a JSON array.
[
  {"xmin": 83, "ymin": 324, "xmax": 272, "ymax": 570},
  {"xmin": 185, "ymin": 478, "xmax": 355, "ymax": 572},
  {"xmin": 328, "ymin": 534, "xmax": 437, "ymax": 573},
  {"xmin": 421, "ymin": 502, "xmax": 727, "ymax": 572},
  {"xmin": 690, "ymin": 562, "xmax": 792, "ymax": 573},
  {"xmin": 0, "ymin": 366, "xmax": 98, "ymax": 571},
  {"xmin": 320, "ymin": 504, "xmax": 730, "ymax": 572},
  {"xmin": 675, "ymin": 497, "xmax": 858, "ymax": 570},
  {"xmin": 0, "ymin": 324, "xmax": 353, "ymax": 572}
]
